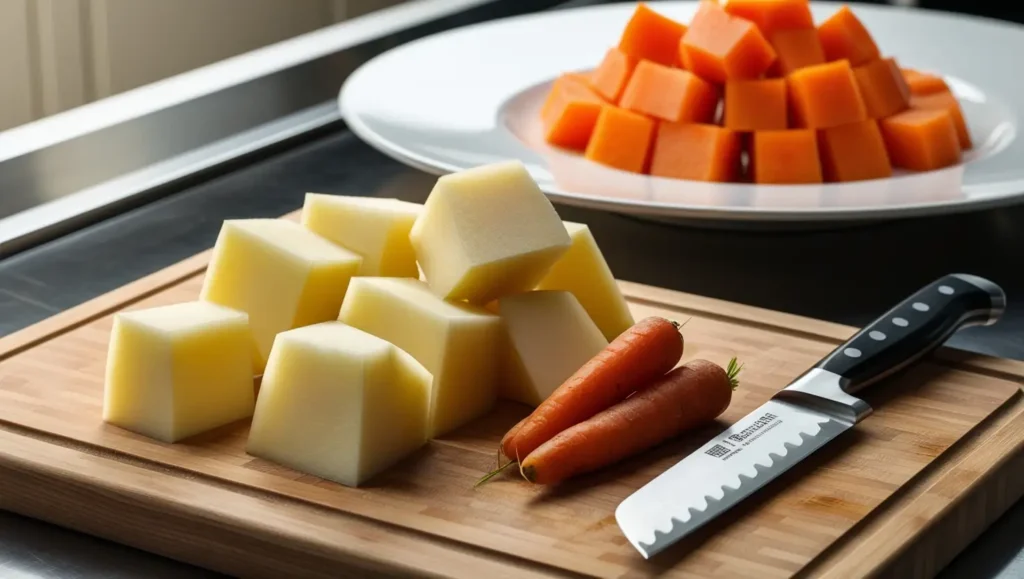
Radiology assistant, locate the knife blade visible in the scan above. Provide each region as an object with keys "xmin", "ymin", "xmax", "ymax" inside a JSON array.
[{"xmin": 616, "ymin": 273, "xmax": 1006, "ymax": 559}]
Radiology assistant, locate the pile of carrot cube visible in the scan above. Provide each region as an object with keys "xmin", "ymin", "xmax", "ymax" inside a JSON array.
[{"xmin": 539, "ymin": 1, "xmax": 972, "ymax": 185}]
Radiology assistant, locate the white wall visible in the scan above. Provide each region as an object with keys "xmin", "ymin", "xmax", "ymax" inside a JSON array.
[{"xmin": 0, "ymin": 0, "xmax": 405, "ymax": 131}]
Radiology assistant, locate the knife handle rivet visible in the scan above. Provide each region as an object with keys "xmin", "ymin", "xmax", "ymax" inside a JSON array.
[
  {"xmin": 844, "ymin": 348, "xmax": 862, "ymax": 358},
  {"xmin": 938, "ymin": 285, "xmax": 955, "ymax": 295},
  {"xmin": 869, "ymin": 331, "xmax": 887, "ymax": 341},
  {"xmin": 893, "ymin": 317, "xmax": 909, "ymax": 327},
  {"xmin": 912, "ymin": 302, "xmax": 930, "ymax": 312}
]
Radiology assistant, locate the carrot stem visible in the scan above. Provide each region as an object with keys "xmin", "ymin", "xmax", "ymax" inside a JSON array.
[
  {"xmin": 726, "ymin": 357, "xmax": 743, "ymax": 390},
  {"xmin": 474, "ymin": 460, "xmax": 516, "ymax": 488}
]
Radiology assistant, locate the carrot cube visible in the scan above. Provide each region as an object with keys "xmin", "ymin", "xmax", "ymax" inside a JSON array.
[
  {"xmin": 767, "ymin": 29, "xmax": 825, "ymax": 76},
  {"xmin": 911, "ymin": 91, "xmax": 972, "ymax": 149},
  {"xmin": 540, "ymin": 74, "xmax": 606, "ymax": 151},
  {"xmin": 584, "ymin": 106, "xmax": 656, "ymax": 174},
  {"xmin": 902, "ymin": 70, "xmax": 949, "ymax": 96},
  {"xmin": 680, "ymin": 0, "xmax": 777, "ymax": 84},
  {"xmin": 818, "ymin": 6, "xmax": 880, "ymax": 66},
  {"xmin": 853, "ymin": 58, "xmax": 910, "ymax": 119},
  {"xmin": 751, "ymin": 129, "xmax": 822, "ymax": 184},
  {"xmin": 724, "ymin": 79, "xmax": 787, "ymax": 130},
  {"xmin": 620, "ymin": 61, "xmax": 720, "ymax": 123},
  {"xmin": 618, "ymin": 3, "xmax": 687, "ymax": 67},
  {"xmin": 788, "ymin": 60, "xmax": 867, "ymax": 129},
  {"xmin": 879, "ymin": 109, "xmax": 961, "ymax": 171},
  {"xmin": 818, "ymin": 119, "xmax": 892, "ymax": 182},
  {"xmin": 650, "ymin": 123, "xmax": 741, "ymax": 182},
  {"xmin": 724, "ymin": 0, "xmax": 814, "ymax": 37},
  {"xmin": 590, "ymin": 48, "xmax": 639, "ymax": 103}
]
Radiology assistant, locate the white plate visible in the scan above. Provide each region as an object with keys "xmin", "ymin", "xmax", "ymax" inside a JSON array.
[{"xmin": 339, "ymin": 1, "xmax": 1023, "ymax": 224}]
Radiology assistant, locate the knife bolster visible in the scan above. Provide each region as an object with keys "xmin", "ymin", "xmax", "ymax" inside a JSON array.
[{"xmin": 775, "ymin": 368, "xmax": 872, "ymax": 424}]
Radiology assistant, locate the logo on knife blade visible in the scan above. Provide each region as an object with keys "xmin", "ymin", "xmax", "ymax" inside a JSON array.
[{"xmin": 728, "ymin": 412, "xmax": 780, "ymax": 444}]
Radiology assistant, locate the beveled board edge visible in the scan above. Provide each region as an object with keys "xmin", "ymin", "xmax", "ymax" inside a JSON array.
[
  {"xmin": 0, "ymin": 210, "xmax": 1022, "ymax": 578},
  {"xmin": 0, "ymin": 423, "xmax": 568, "ymax": 579}
]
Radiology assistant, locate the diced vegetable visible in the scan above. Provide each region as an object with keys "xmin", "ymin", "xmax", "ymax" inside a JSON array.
[
  {"xmin": 724, "ymin": 78, "xmax": 788, "ymax": 130},
  {"xmin": 617, "ymin": 3, "xmax": 688, "ymax": 67},
  {"xmin": 246, "ymin": 322, "xmax": 430, "ymax": 487},
  {"xmin": 540, "ymin": 73, "xmax": 606, "ymax": 151},
  {"xmin": 200, "ymin": 219, "xmax": 362, "ymax": 373},
  {"xmin": 853, "ymin": 57, "xmax": 910, "ymax": 119},
  {"xmin": 787, "ymin": 60, "xmax": 868, "ymax": 129},
  {"xmin": 590, "ymin": 48, "xmax": 639, "ymax": 103},
  {"xmin": 409, "ymin": 160, "xmax": 572, "ymax": 304},
  {"xmin": 819, "ymin": 119, "xmax": 893, "ymax": 182},
  {"xmin": 536, "ymin": 221, "xmax": 636, "ymax": 342},
  {"xmin": 649, "ymin": 123, "xmax": 742, "ymax": 182},
  {"xmin": 680, "ymin": 0, "xmax": 777, "ymax": 83},
  {"xmin": 724, "ymin": 0, "xmax": 814, "ymax": 37},
  {"xmin": 901, "ymin": 69, "xmax": 949, "ymax": 96},
  {"xmin": 817, "ymin": 6, "xmax": 880, "ymax": 66},
  {"xmin": 911, "ymin": 91, "xmax": 972, "ymax": 149},
  {"xmin": 338, "ymin": 277, "xmax": 502, "ymax": 437},
  {"xmin": 104, "ymin": 301, "xmax": 255, "ymax": 443},
  {"xmin": 620, "ymin": 61, "xmax": 719, "ymax": 123},
  {"xmin": 535, "ymin": 2, "xmax": 971, "ymax": 184},
  {"xmin": 880, "ymin": 109, "xmax": 961, "ymax": 171},
  {"xmin": 300, "ymin": 195, "xmax": 422, "ymax": 278},
  {"xmin": 497, "ymin": 291, "xmax": 608, "ymax": 407},
  {"xmin": 767, "ymin": 28, "xmax": 825, "ymax": 76},
  {"xmin": 751, "ymin": 129, "xmax": 823, "ymax": 184},
  {"xmin": 584, "ymin": 106, "xmax": 656, "ymax": 173}
]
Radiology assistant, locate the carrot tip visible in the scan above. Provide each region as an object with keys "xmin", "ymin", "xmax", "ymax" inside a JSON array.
[
  {"xmin": 668, "ymin": 317, "xmax": 692, "ymax": 331},
  {"xmin": 521, "ymin": 464, "xmax": 538, "ymax": 484}
]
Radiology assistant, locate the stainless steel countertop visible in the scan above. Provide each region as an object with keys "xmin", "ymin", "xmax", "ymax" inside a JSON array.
[{"xmin": 1, "ymin": 130, "xmax": 1023, "ymax": 578}]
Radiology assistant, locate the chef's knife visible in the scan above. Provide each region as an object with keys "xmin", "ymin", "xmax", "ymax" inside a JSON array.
[{"xmin": 615, "ymin": 273, "xmax": 1006, "ymax": 559}]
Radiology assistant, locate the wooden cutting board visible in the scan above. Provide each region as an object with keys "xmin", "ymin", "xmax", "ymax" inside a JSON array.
[{"xmin": 0, "ymin": 214, "xmax": 1022, "ymax": 579}]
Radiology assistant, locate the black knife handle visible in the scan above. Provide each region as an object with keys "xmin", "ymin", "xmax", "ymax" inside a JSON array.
[{"xmin": 815, "ymin": 274, "xmax": 1005, "ymax": 394}]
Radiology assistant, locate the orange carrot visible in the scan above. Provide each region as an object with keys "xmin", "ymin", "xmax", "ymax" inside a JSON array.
[
  {"xmin": 540, "ymin": 74, "xmax": 606, "ymax": 151},
  {"xmin": 787, "ymin": 60, "xmax": 867, "ymax": 129},
  {"xmin": 766, "ymin": 28, "xmax": 825, "ymax": 77},
  {"xmin": 590, "ymin": 47, "xmax": 639, "ymax": 103},
  {"xmin": 500, "ymin": 317, "xmax": 684, "ymax": 461},
  {"xmin": 818, "ymin": 119, "xmax": 892, "ymax": 182},
  {"xmin": 521, "ymin": 359, "xmax": 741, "ymax": 485},
  {"xmin": 680, "ymin": 0, "xmax": 777, "ymax": 84},
  {"xmin": 649, "ymin": 123, "xmax": 742, "ymax": 182},
  {"xmin": 583, "ymin": 106, "xmax": 655, "ymax": 173},
  {"xmin": 617, "ymin": 3, "xmax": 688, "ymax": 67},
  {"xmin": 902, "ymin": 70, "xmax": 949, "ymax": 96},
  {"xmin": 817, "ymin": 6, "xmax": 880, "ymax": 66},
  {"xmin": 853, "ymin": 57, "xmax": 910, "ymax": 119},
  {"xmin": 879, "ymin": 108, "xmax": 961, "ymax": 171}
]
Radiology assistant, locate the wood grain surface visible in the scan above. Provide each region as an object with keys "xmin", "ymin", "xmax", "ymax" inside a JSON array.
[{"xmin": 0, "ymin": 215, "xmax": 1022, "ymax": 578}]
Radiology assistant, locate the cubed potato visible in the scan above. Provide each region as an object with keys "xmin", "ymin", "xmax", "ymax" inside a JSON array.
[
  {"xmin": 497, "ymin": 291, "xmax": 608, "ymax": 407},
  {"xmin": 409, "ymin": 160, "xmax": 571, "ymax": 305},
  {"xmin": 199, "ymin": 219, "xmax": 363, "ymax": 373},
  {"xmin": 246, "ymin": 322, "xmax": 430, "ymax": 487},
  {"xmin": 338, "ymin": 277, "xmax": 501, "ymax": 437},
  {"xmin": 300, "ymin": 194, "xmax": 422, "ymax": 277},
  {"xmin": 103, "ymin": 301, "xmax": 255, "ymax": 443},
  {"xmin": 536, "ymin": 222, "xmax": 635, "ymax": 341}
]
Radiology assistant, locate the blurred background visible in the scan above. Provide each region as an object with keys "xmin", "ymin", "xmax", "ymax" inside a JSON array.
[
  {"xmin": 0, "ymin": 0, "xmax": 403, "ymax": 132},
  {"xmin": 0, "ymin": 0, "xmax": 1021, "ymax": 133}
]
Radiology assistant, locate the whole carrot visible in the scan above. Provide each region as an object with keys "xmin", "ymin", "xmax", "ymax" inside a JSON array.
[
  {"xmin": 520, "ymin": 358, "xmax": 740, "ymax": 485},
  {"xmin": 501, "ymin": 316, "xmax": 684, "ymax": 462}
]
